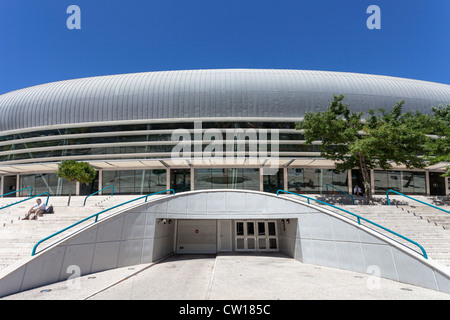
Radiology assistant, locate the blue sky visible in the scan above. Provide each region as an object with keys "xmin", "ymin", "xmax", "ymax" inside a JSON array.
[{"xmin": 0, "ymin": 0, "xmax": 449, "ymax": 94}]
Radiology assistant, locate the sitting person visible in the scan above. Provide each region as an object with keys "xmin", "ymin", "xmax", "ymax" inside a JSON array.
[
  {"xmin": 23, "ymin": 198, "xmax": 46, "ymax": 220},
  {"xmin": 354, "ymin": 185, "xmax": 363, "ymax": 196}
]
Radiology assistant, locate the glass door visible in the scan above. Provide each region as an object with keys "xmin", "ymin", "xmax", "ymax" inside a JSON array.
[
  {"xmin": 235, "ymin": 220, "xmax": 278, "ymax": 251},
  {"xmin": 257, "ymin": 221, "xmax": 278, "ymax": 251},
  {"xmin": 170, "ymin": 169, "xmax": 191, "ymax": 193},
  {"xmin": 235, "ymin": 221, "xmax": 256, "ymax": 251}
]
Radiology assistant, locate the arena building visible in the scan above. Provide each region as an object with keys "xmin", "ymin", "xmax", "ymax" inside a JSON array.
[
  {"xmin": 2, "ymin": 69, "xmax": 450, "ymax": 298},
  {"xmin": 0, "ymin": 68, "xmax": 449, "ymax": 198}
]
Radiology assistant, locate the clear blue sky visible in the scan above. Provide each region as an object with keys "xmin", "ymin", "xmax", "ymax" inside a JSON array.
[{"xmin": 0, "ymin": 0, "xmax": 449, "ymax": 95}]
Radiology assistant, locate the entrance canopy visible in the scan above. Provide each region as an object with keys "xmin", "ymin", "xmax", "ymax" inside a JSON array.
[{"xmin": 0, "ymin": 158, "xmax": 447, "ymax": 175}]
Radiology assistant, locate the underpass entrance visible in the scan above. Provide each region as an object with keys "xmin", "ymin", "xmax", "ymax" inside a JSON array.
[{"xmin": 175, "ymin": 219, "xmax": 279, "ymax": 254}]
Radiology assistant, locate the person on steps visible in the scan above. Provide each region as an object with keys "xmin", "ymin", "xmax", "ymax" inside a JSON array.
[{"xmin": 23, "ymin": 198, "xmax": 46, "ymax": 220}]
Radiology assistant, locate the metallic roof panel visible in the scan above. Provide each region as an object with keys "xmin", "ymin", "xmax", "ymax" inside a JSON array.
[{"xmin": 1, "ymin": 69, "xmax": 450, "ymax": 132}]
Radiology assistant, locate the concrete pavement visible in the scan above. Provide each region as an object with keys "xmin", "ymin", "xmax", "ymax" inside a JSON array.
[{"xmin": 2, "ymin": 253, "xmax": 450, "ymax": 300}]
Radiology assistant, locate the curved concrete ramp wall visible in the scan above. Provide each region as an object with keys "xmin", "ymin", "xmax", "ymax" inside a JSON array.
[{"xmin": 0, "ymin": 189, "xmax": 449, "ymax": 297}]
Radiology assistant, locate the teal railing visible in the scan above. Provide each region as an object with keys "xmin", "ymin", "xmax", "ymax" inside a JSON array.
[
  {"xmin": 31, "ymin": 189, "xmax": 175, "ymax": 256},
  {"xmin": 325, "ymin": 184, "xmax": 355, "ymax": 205},
  {"xmin": 0, "ymin": 192, "xmax": 50, "ymax": 211},
  {"xmin": 83, "ymin": 185, "xmax": 114, "ymax": 206},
  {"xmin": 0, "ymin": 187, "xmax": 33, "ymax": 198},
  {"xmin": 276, "ymin": 189, "xmax": 428, "ymax": 259},
  {"xmin": 386, "ymin": 189, "xmax": 450, "ymax": 214}
]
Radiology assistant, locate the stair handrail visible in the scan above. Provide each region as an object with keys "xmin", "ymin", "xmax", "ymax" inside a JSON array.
[
  {"xmin": 386, "ymin": 189, "xmax": 450, "ymax": 214},
  {"xmin": 276, "ymin": 189, "xmax": 428, "ymax": 259},
  {"xmin": 325, "ymin": 184, "xmax": 355, "ymax": 205},
  {"xmin": 31, "ymin": 189, "xmax": 175, "ymax": 256},
  {"xmin": 0, "ymin": 187, "xmax": 33, "ymax": 198},
  {"xmin": 83, "ymin": 185, "xmax": 114, "ymax": 206},
  {"xmin": 0, "ymin": 192, "xmax": 50, "ymax": 211}
]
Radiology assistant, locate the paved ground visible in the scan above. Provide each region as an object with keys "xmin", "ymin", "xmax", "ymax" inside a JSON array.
[{"xmin": 3, "ymin": 253, "xmax": 450, "ymax": 300}]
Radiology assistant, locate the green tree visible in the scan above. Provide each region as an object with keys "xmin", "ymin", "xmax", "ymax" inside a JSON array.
[
  {"xmin": 296, "ymin": 95, "xmax": 432, "ymax": 204},
  {"xmin": 424, "ymin": 105, "xmax": 450, "ymax": 177},
  {"xmin": 57, "ymin": 160, "xmax": 96, "ymax": 206}
]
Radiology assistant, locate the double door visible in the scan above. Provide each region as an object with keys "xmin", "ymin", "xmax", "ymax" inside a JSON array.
[{"xmin": 235, "ymin": 220, "xmax": 278, "ymax": 252}]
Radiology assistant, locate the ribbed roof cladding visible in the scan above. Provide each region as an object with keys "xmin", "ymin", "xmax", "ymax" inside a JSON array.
[{"xmin": 1, "ymin": 69, "xmax": 450, "ymax": 132}]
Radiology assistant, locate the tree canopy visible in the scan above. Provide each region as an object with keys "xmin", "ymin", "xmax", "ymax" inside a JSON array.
[
  {"xmin": 424, "ymin": 105, "xmax": 450, "ymax": 177},
  {"xmin": 57, "ymin": 160, "xmax": 96, "ymax": 206},
  {"xmin": 296, "ymin": 95, "xmax": 438, "ymax": 203}
]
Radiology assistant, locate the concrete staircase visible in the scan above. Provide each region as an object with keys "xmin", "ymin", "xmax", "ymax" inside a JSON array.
[
  {"xmin": 299, "ymin": 194, "xmax": 450, "ymax": 267},
  {"xmin": 0, "ymin": 195, "xmax": 138, "ymax": 271}
]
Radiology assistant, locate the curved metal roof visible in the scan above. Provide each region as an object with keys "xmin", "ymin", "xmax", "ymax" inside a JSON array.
[{"xmin": 1, "ymin": 69, "xmax": 450, "ymax": 132}]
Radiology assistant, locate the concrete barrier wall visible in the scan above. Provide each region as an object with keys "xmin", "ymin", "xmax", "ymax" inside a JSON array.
[
  {"xmin": 0, "ymin": 189, "xmax": 450, "ymax": 298},
  {"xmin": 0, "ymin": 201, "xmax": 176, "ymax": 298}
]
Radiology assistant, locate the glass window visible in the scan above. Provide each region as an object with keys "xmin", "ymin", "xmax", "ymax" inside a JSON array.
[
  {"xmin": 242, "ymin": 168, "xmax": 260, "ymax": 191},
  {"xmin": 236, "ymin": 222, "xmax": 244, "ymax": 236},
  {"xmin": 287, "ymin": 168, "xmax": 348, "ymax": 194},
  {"xmin": 258, "ymin": 222, "xmax": 265, "ymax": 236},
  {"xmin": 19, "ymin": 173, "xmax": 75, "ymax": 196},
  {"xmin": 374, "ymin": 170, "xmax": 426, "ymax": 195},
  {"xmin": 102, "ymin": 169, "xmax": 167, "ymax": 195},
  {"xmin": 194, "ymin": 168, "xmax": 260, "ymax": 191},
  {"xmin": 268, "ymin": 222, "xmax": 276, "ymax": 236},
  {"xmin": 247, "ymin": 222, "xmax": 255, "ymax": 236}
]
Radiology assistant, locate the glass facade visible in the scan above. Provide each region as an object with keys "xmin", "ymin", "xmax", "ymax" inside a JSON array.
[
  {"xmin": 263, "ymin": 169, "xmax": 284, "ymax": 193},
  {"xmin": 4, "ymin": 116, "xmax": 439, "ymax": 197},
  {"xmin": 374, "ymin": 170, "xmax": 426, "ymax": 195},
  {"xmin": 170, "ymin": 169, "xmax": 191, "ymax": 193},
  {"xmin": 0, "ymin": 121, "xmax": 308, "ymax": 163},
  {"xmin": 287, "ymin": 168, "xmax": 348, "ymax": 194},
  {"xmin": 19, "ymin": 173, "xmax": 75, "ymax": 196},
  {"xmin": 102, "ymin": 169, "xmax": 167, "ymax": 195},
  {"xmin": 79, "ymin": 172, "xmax": 99, "ymax": 196},
  {"xmin": 14, "ymin": 168, "xmax": 445, "ymax": 196},
  {"xmin": 194, "ymin": 168, "xmax": 260, "ymax": 190}
]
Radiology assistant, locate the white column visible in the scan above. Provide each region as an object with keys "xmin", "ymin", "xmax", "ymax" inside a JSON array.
[
  {"xmin": 370, "ymin": 170, "xmax": 375, "ymax": 196},
  {"xmin": 348, "ymin": 170, "xmax": 352, "ymax": 195},
  {"xmin": 445, "ymin": 176, "xmax": 449, "ymax": 196},
  {"xmin": 259, "ymin": 167, "xmax": 264, "ymax": 192},
  {"xmin": 98, "ymin": 170, "xmax": 103, "ymax": 194},
  {"xmin": 283, "ymin": 167, "xmax": 288, "ymax": 191},
  {"xmin": 16, "ymin": 175, "xmax": 20, "ymax": 197},
  {"xmin": 166, "ymin": 169, "xmax": 171, "ymax": 191}
]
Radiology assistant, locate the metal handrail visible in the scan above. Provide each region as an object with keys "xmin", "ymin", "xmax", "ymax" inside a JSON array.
[
  {"xmin": 31, "ymin": 189, "xmax": 175, "ymax": 256},
  {"xmin": 276, "ymin": 189, "xmax": 428, "ymax": 259},
  {"xmin": 83, "ymin": 185, "xmax": 114, "ymax": 206},
  {"xmin": 0, "ymin": 187, "xmax": 33, "ymax": 198},
  {"xmin": 0, "ymin": 192, "xmax": 50, "ymax": 211},
  {"xmin": 325, "ymin": 184, "xmax": 355, "ymax": 205},
  {"xmin": 386, "ymin": 189, "xmax": 450, "ymax": 214}
]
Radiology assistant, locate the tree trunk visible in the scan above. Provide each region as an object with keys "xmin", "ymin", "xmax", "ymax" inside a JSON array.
[
  {"xmin": 67, "ymin": 180, "xmax": 74, "ymax": 206},
  {"xmin": 358, "ymin": 153, "xmax": 372, "ymax": 205}
]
